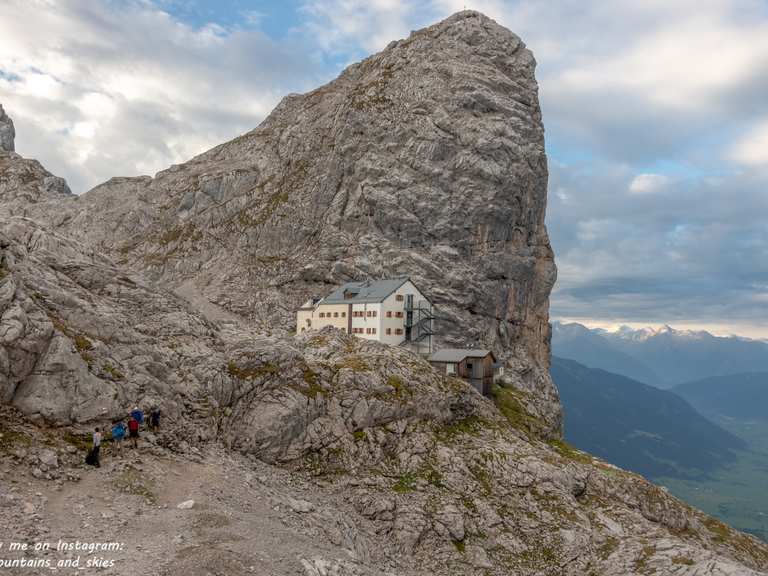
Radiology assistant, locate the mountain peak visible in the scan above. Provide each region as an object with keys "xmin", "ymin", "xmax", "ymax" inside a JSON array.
[{"xmin": 0, "ymin": 104, "xmax": 15, "ymax": 152}]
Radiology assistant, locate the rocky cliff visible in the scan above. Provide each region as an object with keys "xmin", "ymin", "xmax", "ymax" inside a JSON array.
[
  {"xmin": 1, "ymin": 10, "xmax": 768, "ymax": 576},
  {"xmin": 23, "ymin": 11, "xmax": 560, "ymax": 436}
]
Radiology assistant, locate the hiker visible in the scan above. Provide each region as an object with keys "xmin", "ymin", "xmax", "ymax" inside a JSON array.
[
  {"xmin": 149, "ymin": 407, "xmax": 161, "ymax": 431},
  {"xmin": 86, "ymin": 427, "xmax": 102, "ymax": 468},
  {"xmin": 111, "ymin": 420, "xmax": 126, "ymax": 457},
  {"xmin": 127, "ymin": 416, "xmax": 140, "ymax": 449},
  {"xmin": 130, "ymin": 406, "xmax": 144, "ymax": 427}
]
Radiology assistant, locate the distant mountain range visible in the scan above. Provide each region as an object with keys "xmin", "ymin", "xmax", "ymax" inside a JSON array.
[
  {"xmin": 552, "ymin": 322, "xmax": 768, "ymax": 387},
  {"xmin": 673, "ymin": 373, "xmax": 768, "ymax": 421},
  {"xmin": 552, "ymin": 357, "xmax": 746, "ymax": 479}
]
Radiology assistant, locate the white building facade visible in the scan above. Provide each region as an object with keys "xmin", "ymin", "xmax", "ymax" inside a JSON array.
[{"xmin": 296, "ymin": 277, "xmax": 434, "ymax": 353}]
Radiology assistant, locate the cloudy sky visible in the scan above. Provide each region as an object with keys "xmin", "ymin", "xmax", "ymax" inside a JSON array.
[{"xmin": 1, "ymin": 0, "xmax": 767, "ymax": 337}]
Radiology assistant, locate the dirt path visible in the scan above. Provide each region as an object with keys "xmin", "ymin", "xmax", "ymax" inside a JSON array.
[{"xmin": 3, "ymin": 441, "xmax": 366, "ymax": 576}]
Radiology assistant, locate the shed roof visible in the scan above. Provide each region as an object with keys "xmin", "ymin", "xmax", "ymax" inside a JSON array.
[
  {"xmin": 321, "ymin": 277, "xmax": 412, "ymax": 304},
  {"xmin": 428, "ymin": 349, "xmax": 496, "ymax": 363}
]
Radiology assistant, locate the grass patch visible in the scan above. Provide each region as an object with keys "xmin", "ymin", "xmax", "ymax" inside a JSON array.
[
  {"xmin": 491, "ymin": 385, "xmax": 545, "ymax": 438},
  {"xmin": 452, "ymin": 539, "xmax": 466, "ymax": 553},
  {"xmin": 226, "ymin": 360, "xmax": 279, "ymax": 380},
  {"xmin": 392, "ymin": 472, "xmax": 417, "ymax": 493},
  {"xmin": 387, "ymin": 375, "xmax": 406, "ymax": 396},
  {"xmin": 435, "ymin": 415, "xmax": 485, "ymax": 443},
  {"xmin": 102, "ymin": 363, "xmax": 124, "ymax": 380},
  {"xmin": 62, "ymin": 431, "xmax": 91, "ymax": 452},
  {"xmin": 597, "ymin": 537, "xmax": 619, "ymax": 560},
  {"xmin": 334, "ymin": 355, "xmax": 370, "ymax": 372},
  {"xmin": 0, "ymin": 427, "xmax": 32, "ymax": 453},
  {"xmin": 114, "ymin": 467, "xmax": 157, "ymax": 503},
  {"xmin": 548, "ymin": 439, "xmax": 592, "ymax": 464},
  {"xmin": 353, "ymin": 430, "xmax": 367, "ymax": 441},
  {"xmin": 634, "ymin": 544, "xmax": 655, "ymax": 573}
]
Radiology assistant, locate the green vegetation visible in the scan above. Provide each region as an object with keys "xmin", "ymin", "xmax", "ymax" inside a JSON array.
[
  {"xmin": 353, "ymin": 430, "xmax": 367, "ymax": 441},
  {"xmin": 306, "ymin": 335, "xmax": 328, "ymax": 348},
  {"xmin": 672, "ymin": 555, "xmax": 695, "ymax": 565},
  {"xmin": 226, "ymin": 360, "xmax": 279, "ymax": 380},
  {"xmin": 656, "ymin": 417, "xmax": 768, "ymax": 543},
  {"xmin": 392, "ymin": 472, "xmax": 417, "ymax": 493},
  {"xmin": 237, "ymin": 190, "xmax": 289, "ymax": 227},
  {"xmin": 63, "ymin": 431, "xmax": 90, "ymax": 451},
  {"xmin": 634, "ymin": 544, "xmax": 656, "ymax": 573},
  {"xmin": 157, "ymin": 223, "xmax": 201, "ymax": 246},
  {"xmin": 548, "ymin": 438, "xmax": 592, "ymax": 464},
  {"xmin": 468, "ymin": 462, "xmax": 493, "ymax": 495},
  {"xmin": 434, "ymin": 415, "xmax": 485, "ymax": 443},
  {"xmin": 452, "ymin": 539, "xmax": 466, "ymax": 553},
  {"xmin": 290, "ymin": 367, "xmax": 325, "ymax": 399},
  {"xmin": 597, "ymin": 537, "xmax": 619, "ymax": 560},
  {"xmin": 386, "ymin": 375, "xmax": 406, "ymax": 397},
  {"xmin": 114, "ymin": 467, "xmax": 157, "ymax": 503},
  {"xmin": 334, "ymin": 355, "xmax": 370, "ymax": 372},
  {"xmin": 491, "ymin": 385, "xmax": 544, "ymax": 438},
  {"xmin": 102, "ymin": 363, "xmax": 125, "ymax": 380},
  {"xmin": 0, "ymin": 427, "xmax": 32, "ymax": 453}
]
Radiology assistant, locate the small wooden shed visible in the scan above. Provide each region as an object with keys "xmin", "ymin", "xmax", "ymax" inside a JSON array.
[{"xmin": 428, "ymin": 348, "xmax": 497, "ymax": 396}]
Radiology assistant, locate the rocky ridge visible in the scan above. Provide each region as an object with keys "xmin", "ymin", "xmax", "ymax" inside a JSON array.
[
  {"xmin": 17, "ymin": 10, "xmax": 560, "ymax": 437},
  {"xmin": 1, "ymin": 10, "xmax": 768, "ymax": 576}
]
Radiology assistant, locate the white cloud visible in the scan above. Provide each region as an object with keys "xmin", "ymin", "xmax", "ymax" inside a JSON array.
[
  {"xmin": 0, "ymin": 0, "xmax": 320, "ymax": 192},
  {"xmin": 629, "ymin": 173, "xmax": 669, "ymax": 194},
  {"xmin": 729, "ymin": 119, "xmax": 768, "ymax": 166},
  {"xmin": 300, "ymin": 0, "xmax": 422, "ymax": 55}
]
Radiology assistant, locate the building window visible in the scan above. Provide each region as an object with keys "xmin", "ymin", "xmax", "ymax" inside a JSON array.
[
  {"xmin": 341, "ymin": 312, "xmax": 346, "ymax": 317},
  {"xmin": 306, "ymin": 319, "xmax": 311, "ymax": 326},
  {"xmin": 319, "ymin": 312, "xmax": 325, "ymax": 318},
  {"xmin": 395, "ymin": 311, "xmax": 403, "ymax": 318},
  {"xmin": 334, "ymin": 312, "xmax": 339, "ymax": 318},
  {"xmin": 386, "ymin": 328, "xmax": 392, "ymax": 335},
  {"xmin": 372, "ymin": 328, "xmax": 376, "ymax": 334},
  {"xmin": 395, "ymin": 328, "xmax": 403, "ymax": 335},
  {"xmin": 386, "ymin": 311, "xmax": 392, "ymax": 318},
  {"xmin": 396, "ymin": 294, "xmax": 404, "ymax": 301},
  {"xmin": 446, "ymin": 363, "xmax": 456, "ymax": 374},
  {"xmin": 372, "ymin": 311, "xmax": 377, "ymax": 317}
]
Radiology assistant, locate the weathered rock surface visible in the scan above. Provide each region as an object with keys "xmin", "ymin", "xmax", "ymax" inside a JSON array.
[
  {"xmin": 1, "ymin": 11, "xmax": 767, "ymax": 576},
  {"xmin": 20, "ymin": 11, "xmax": 561, "ymax": 437},
  {"xmin": 0, "ymin": 104, "xmax": 14, "ymax": 152},
  {"xmin": 1, "ymin": 329, "xmax": 768, "ymax": 575}
]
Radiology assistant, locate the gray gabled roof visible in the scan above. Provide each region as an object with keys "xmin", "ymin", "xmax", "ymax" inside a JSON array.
[
  {"xmin": 320, "ymin": 277, "xmax": 412, "ymax": 304},
  {"xmin": 428, "ymin": 349, "xmax": 495, "ymax": 363}
]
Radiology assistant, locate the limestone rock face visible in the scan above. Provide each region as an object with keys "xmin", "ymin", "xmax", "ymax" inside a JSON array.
[
  {"xmin": 0, "ymin": 104, "xmax": 14, "ymax": 152},
  {"xmin": 41, "ymin": 11, "xmax": 561, "ymax": 436},
  {"xmin": 2, "ymin": 11, "xmax": 766, "ymax": 575}
]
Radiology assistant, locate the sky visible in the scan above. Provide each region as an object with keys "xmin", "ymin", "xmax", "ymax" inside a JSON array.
[{"xmin": 1, "ymin": 0, "xmax": 767, "ymax": 337}]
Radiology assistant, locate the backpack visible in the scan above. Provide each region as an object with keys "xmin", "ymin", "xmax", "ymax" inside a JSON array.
[
  {"xmin": 128, "ymin": 419, "xmax": 139, "ymax": 432},
  {"xmin": 130, "ymin": 410, "xmax": 144, "ymax": 424},
  {"xmin": 111, "ymin": 424, "xmax": 125, "ymax": 440}
]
